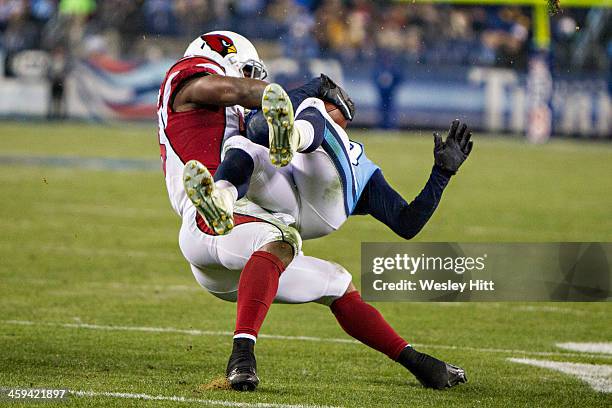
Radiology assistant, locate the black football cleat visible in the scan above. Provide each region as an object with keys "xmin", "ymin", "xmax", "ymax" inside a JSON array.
[
  {"xmin": 226, "ymin": 338, "xmax": 260, "ymax": 392},
  {"xmin": 397, "ymin": 346, "xmax": 467, "ymax": 389},
  {"xmin": 442, "ymin": 363, "xmax": 468, "ymax": 388}
]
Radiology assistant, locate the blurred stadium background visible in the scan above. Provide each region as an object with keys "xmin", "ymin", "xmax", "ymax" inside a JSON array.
[{"xmin": 0, "ymin": 0, "xmax": 609, "ymax": 140}]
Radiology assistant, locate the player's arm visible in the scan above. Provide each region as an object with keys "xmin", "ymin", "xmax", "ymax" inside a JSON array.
[
  {"xmin": 173, "ymin": 75, "xmax": 268, "ymax": 111},
  {"xmin": 354, "ymin": 120, "xmax": 473, "ymax": 240},
  {"xmin": 353, "ymin": 167, "xmax": 451, "ymax": 240}
]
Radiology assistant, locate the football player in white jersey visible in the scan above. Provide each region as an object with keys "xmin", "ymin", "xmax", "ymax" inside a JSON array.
[
  {"xmin": 161, "ymin": 30, "xmax": 467, "ymax": 392},
  {"xmin": 188, "ymin": 69, "xmax": 473, "ymax": 243},
  {"xmin": 223, "ymin": 99, "xmax": 473, "ymax": 241}
]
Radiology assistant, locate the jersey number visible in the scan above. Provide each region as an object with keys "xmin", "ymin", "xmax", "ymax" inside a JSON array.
[{"xmin": 348, "ymin": 141, "xmax": 363, "ymax": 166}]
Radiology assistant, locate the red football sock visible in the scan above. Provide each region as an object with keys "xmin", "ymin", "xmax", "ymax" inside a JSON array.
[
  {"xmin": 331, "ymin": 291, "xmax": 409, "ymax": 360},
  {"xmin": 234, "ymin": 251, "xmax": 286, "ymax": 339}
]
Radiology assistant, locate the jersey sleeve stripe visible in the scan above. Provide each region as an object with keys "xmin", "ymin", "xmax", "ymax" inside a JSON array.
[
  {"xmin": 195, "ymin": 63, "xmax": 225, "ymax": 76},
  {"xmin": 166, "ymin": 55, "xmax": 225, "ymax": 73},
  {"xmin": 159, "ymin": 71, "xmax": 180, "ymax": 125}
]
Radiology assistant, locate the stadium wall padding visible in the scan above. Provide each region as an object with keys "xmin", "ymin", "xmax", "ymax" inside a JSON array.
[{"xmin": 0, "ymin": 58, "xmax": 608, "ymax": 138}]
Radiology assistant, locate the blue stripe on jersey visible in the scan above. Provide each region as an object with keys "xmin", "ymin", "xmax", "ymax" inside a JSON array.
[
  {"xmin": 350, "ymin": 141, "xmax": 380, "ymax": 207},
  {"xmin": 320, "ymin": 124, "xmax": 356, "ymax": 216}
]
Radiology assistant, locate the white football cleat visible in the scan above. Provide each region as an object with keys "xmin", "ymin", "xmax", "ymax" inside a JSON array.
[
  {"xmin": 183, "ymin": 160, "xmax": 234, "ymax": 235},
  {"xmin": 262, "ymin": 83, "xmax": 299, "ymax": 167}
]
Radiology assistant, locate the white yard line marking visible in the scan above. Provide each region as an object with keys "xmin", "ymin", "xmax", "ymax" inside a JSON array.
[
  {"xmin": 0, "ymin": 155, "xmax": 159, "ymax": 172},
  {"xmin": 73, "ymin": 390, "xmax": 339, "ymax": 407},
  {"xmin": 412, "ymin": 343, "xmax": 612, "ymax": 360},
  {"xmin": 4, "ymin": 320, "xmax": 611, "ymax": 360},
  {"xmin": 38, "ymin": 244, "xmax": 180, "ymax": 261},
  {"xmin": 38, "ymin": 203, "xmax": 170, "ymax": 218},
  {"xmin": 508, "ymin": 358, "xmax": 612, "ymax": 393},
  {"xmin": 4, "ymin": 320, "xmax": 233, "ymax": 338},
  {"xmin": 0, "ymin": 278, "xmax": 201, "ymax": 292},
  {"xmin": 514, "ymin": 305, "xmax": 588, "ymax": 316},
  {"xmin": 0, "ymin": 241, "xmax": 180, "ymax": 261},
  {"xmin": 0, "ymin": 388, "xmax": 339, "ymax": 408},
  {"xmin": 556, "ymin": 343, "xmax": 612, "ymax": 355}
]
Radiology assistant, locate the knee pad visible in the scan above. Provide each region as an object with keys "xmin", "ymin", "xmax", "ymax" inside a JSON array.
[
  {"xmin": 233, "ymin": 200, "xmax": 303, "ymax": 256},
  {"xmin": 189, "ymin": 263, "xmax": 239, "ymax": 301},
  {"xmin": 258, "ymin": 218, "xmax": 303, "ymax": 257}
]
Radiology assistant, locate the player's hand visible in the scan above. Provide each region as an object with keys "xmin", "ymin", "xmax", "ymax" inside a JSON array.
[
  {"xmin": 318, "ymin": 74, "xmax": 355, "ymax": 121},
  {"xmin": 433, "ymin": 120, "xmax": 473, "ymax": 175}
]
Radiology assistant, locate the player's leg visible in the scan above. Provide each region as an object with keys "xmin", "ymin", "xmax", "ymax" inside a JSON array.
[
  {"xmin": 329, "ymin": 284, "xmax": 467, "ymax": 389},
  {"xmin": 269, "ymin": 254, "xmax": 468, "ymax": 389},
  {"xmin": 262, "ymin": 84, "xmax": 335, "ymax": 167},
  {"xmin": 221, "ymin": 135, "xmax": 300, "ymax": 223},
  {"xmin": 246, "ymin": 77, "xmax": 323, "ymax": 148},
  {"xmin": 291, "ymin": 99, "xmax": 463, "ymax": 242},
  {"xmin": 185, "ymin": 220, "xmax": 466, "ymax": 390},
  {"xmin": 290, "ymin": 98, "xmax": 456, "ymax": 241},
  {"xmin": 246, "ymin": 74, "xmax": 354, "ymax": 148},
  {"xmin": 289, "ymin": 97, "xmax": 373, "ymax": 238},
  {"xmin": 239, "ymin": 96, "xmax": 349, "ymax": 238},
  {"xmin": 237, "ymin": 94, "xmax": 453, "ymax": 242},
  {"xmin": 183, "ymin": 84, "xmax": 298, "ymax": 236},
  {"xmin": 180, "ymin": 203, "xmax": 302, "ymax": 391},
  {"xmin": 274, "ymin": 254, "xmax": 352, "ymax": 304},
  {"xmin": 218, "ymin": 101, "xmax": 338, "ymax": 232}
]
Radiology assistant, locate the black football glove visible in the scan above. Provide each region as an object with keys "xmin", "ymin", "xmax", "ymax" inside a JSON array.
[
  {"xmin": 318, "ymin": 73, "xmax": 355, "ymax": 121},
  {"xmin": 433, "ymin": 120, "xmax": 473, "ymax": 175}
]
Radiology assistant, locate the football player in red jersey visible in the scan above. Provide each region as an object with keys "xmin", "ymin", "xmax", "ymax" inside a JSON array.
[
  {"xmin": 158, "ymin": 31, "xmax": 303, "ymax": 391},
  {"xmin": 158, "ymin": 30, "xmax": 467, "ymax": 392}
]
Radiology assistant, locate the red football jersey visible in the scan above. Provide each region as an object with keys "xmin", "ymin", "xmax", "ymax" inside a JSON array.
[{"xmin": 157, "ymin": 56, "xmax": 245, "ymax": 216}]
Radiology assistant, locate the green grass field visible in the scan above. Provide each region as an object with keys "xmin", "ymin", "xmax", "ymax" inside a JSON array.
[{"xmin": 0, "ymin": 122, "xmax": 610, "ymax": 407}]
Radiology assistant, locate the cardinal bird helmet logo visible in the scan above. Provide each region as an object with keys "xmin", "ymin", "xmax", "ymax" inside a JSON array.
[{"xmin": 200, "ymin": 34, "xmax": 237, "ymax": 57}]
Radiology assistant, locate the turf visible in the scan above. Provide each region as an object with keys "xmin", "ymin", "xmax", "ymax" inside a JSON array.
[{"xmin": 0, "ymin": 122, "xmax": 610, "ymax": 407}]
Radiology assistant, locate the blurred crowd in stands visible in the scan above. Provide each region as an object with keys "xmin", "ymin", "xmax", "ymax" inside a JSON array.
[{"xmin": 0, "ymin": 0, "xmax": 609, "ymax": 74}]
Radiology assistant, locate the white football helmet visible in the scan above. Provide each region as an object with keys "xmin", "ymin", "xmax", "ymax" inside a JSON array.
[{"xmin": 184, "ymin": 30, "xmax": 268, "ymax": 80}]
